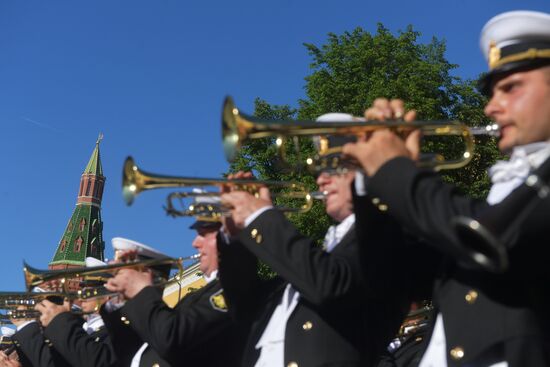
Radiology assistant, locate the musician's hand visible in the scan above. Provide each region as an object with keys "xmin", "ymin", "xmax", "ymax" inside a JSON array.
[
  {"xmin": 36, "ymin": 299, "xmax": 71, "ymax": 328},
  {"xmin": 366, "ymin": 98, "xmax": 420, "ymax": 158},
  {"xmin": 221, "ymin": 171, "xmax": 271, "ymax": 233},
  {"xmin": 105, "ymin": 268, "xmax": 153, "ymax": 300},
  {"xmin": 342, "ymin": 98, "xmax": 420, "ymax": 176},
  {"xmin": 0, "ymin": 350, "xmax": 21, "ymax": 367},
  {"xmin": 220, "ymin": 172, "xmax": 249, "ymax": 235},
  {"xmin": 363, "ymin": 98, "xmax": 415, "ymax": 122},
  {"xmin": 221, "ymin": 189, "xmax": 272, "ymax": 230}
]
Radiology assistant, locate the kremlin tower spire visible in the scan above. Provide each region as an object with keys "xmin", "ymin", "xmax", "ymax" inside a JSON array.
[{"xmin": 49, "ymin": 135, "xmax": 106, "ymax": 270}]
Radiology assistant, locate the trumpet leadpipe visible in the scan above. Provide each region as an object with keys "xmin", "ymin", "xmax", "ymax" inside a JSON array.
[{"xmin": 468, "ymin": 123, "xmax": 500, "ymax": 137}]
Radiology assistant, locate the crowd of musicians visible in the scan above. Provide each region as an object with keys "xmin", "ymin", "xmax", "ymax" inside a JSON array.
[{"xmin": 1, "ymin": 9, "xmax": 550, "ymax": 367}]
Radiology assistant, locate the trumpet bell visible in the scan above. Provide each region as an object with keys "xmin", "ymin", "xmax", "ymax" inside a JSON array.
[
  {"xmin": 123, "ymin": 156, "xmax": 140, "ymax": 205},
  {"xmin": 222, "ymin": 96, "xmax": 242, "ymax": 163}
]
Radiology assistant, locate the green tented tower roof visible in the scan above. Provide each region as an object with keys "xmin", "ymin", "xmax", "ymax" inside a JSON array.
[
  {"xmin": 49, "ymin": 135, "xmax": 107, "ymax": 269},
  {"xmin": 83, "ymin": 136, "xmax": 104, "ymax": 176}
]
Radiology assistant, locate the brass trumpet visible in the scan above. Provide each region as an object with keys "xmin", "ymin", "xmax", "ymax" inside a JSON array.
[
  {"xmin": 123, "ymin": 156, "xmax": 323, "ymax": 217},
  {"xmin": 23, "ymin": 255, "xmax": 197, "ymax": 292},
  {"xmin": 0, "ymin": 291, "xmax": 68, "ymax": 308},
  {"xmin": 222, "ymin": 96, "xmax": 500, "ymax": 171},
  {"xmin": 1, "ymin": 309, "xmax": 41, "ymax": 322},
  {"xmin": 0, "ymin": 291, "xmax": 84, "ymax": 323}
]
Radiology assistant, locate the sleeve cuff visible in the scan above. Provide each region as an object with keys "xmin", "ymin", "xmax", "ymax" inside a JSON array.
[
  {"xmin": 354, "ymin": 172, "xmax": 367, "ymax": 196},
  {"xmin": 244, "ymin": 206, "xmax": 273, "ymax": 228}
]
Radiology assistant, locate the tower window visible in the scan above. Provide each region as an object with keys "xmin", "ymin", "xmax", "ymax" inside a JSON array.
[
  {"xmin": 90, "ymin": 237, "xmax": 97, "ymax": 256},
  {"xmin": 60, "ymin": 239, "xmax": 67, "ymax": 252},
  {"xmin": 75, "ymin": 237, "xmax": 83, "ymax": 252},
  {"xmin": 79, "ymin": 218, "xmax": 86, "ymax": 232},
  {"xmin": 85, "ymin": 179, "xmax": 92, "ymax": 196}
]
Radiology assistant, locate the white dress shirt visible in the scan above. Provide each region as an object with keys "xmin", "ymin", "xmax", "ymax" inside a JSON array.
[{"xmin": 82, "ymin": 313, "xmax": 104, "ymax": 334}]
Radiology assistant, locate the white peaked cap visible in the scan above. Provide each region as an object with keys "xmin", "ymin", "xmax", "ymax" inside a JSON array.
[
  {"xmin": 111, "ymin": 237, "xmax": 168, "ymax": 259},
  {"xmin": 316, "ymin": 112, "xmax": 362, "ymax": 123},
  {"xmin": 480, "ymin": 10, "xmax": 550, "ymax": 61},
  {"xmin": 85, "ymin": 257, "xmax": 107, "ymax": 268}
]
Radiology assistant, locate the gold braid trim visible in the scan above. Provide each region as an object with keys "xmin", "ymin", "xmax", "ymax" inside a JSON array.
[{"xmin": 490, "ymin": 48, "xmax": 550, "ymax": 70}]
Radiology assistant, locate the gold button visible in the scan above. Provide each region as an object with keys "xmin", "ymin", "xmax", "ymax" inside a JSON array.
[
  {"xmin": 302, "ymin": 321, "xmax": 313, "ymax": 331},
  {"xmin": 124, "ymin": 320, "xmax": 131, "ymax": 325},
  {"xmin": 287, "ymin": 362, "xmax": 298, "ymax": 367},
  {"xmin": 372, "ymin": 198, "xmax": 381, "ymax": 205},
  {"xmin": 465, "ymin": 290, "xmax": 478, "ymax": 304},
  {"xmin": 415, "ymin": 336, "xmax": 423, "ymax": 342},
  {"xmin": 378, "ymin": 204, "xmax": 388, "ymax": 211},
  {"xmin": 255, "ymin": 234, "xmax": 263, "ymax": 244},
  {"xmin": 152, "ymin": 364, "xmax": 160, "ymax": 367},
  {"xmin": 251, "ymin": 228, "xmax": 258, "ymax": 238},
  {"xmin": 120, "ymin": 316, "xmax": 127, "ymax": 321},
  {"xmin": 450, "ymin": 346, "xmax": 465, "ymax": 360}
]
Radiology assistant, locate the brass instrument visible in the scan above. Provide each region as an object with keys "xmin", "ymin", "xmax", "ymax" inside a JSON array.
[
  {"xmin": 1, "ymin": 309, "xmax": 41, "ymax": 321},
  {"xmin": 23, "ymin": 255, "xmax": 197, "ymax": 292},
  {"xmin": 222, "ymin": 96, "xmax": 500, "ymax": 171},
  {"xmin": 123, "ymin": 156, "xmax": 324, "ymax": 216},
  {"xmin": 0, "ymin": 291, "xmax": 69, "ymax": 308},
  {"xmin": 0, "ymin": 291, "xmax": 81, "ymax": 324}
]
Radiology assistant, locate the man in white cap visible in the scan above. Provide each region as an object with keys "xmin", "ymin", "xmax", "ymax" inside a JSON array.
[
  {"xmin": 99, "ymin": 238, "xmax": 172, "ymax": 367},
  {"xmin": 217, "ymin": 113, "xmax": 427, "ymax": 367},
  {"xmin": 343, "ymin": 10, "xmax": 550, "ymax": 367},
  {"xmin": 103, "ymin": 195, "xmax": 247, "ymax": 367}
]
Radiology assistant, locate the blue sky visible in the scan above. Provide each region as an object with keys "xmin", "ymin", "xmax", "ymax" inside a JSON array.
[{"xmin": 1, "ymin": 0, "xmax": 549, "ymax": 291}]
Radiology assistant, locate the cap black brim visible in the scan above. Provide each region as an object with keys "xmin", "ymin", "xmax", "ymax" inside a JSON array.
[
  {"xmin": 479, "ymin": 59, "xmax": 550, "ymax": 96},
  {"xmin": 189, "ymin": 220, "xmax": 222, "ymax": 230}
]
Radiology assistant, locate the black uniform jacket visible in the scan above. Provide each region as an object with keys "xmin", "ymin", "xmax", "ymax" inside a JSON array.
[
  {"xmin": 363, "ymin": 157, "xmax": 550, "ymax": 366},
  {"xmin": 218, "ymin": 209, "xmax": 409, "ymax": 367},
  {"xmin": 100, "ymin": 306, "xmax": 163, "ymax": 367},
  {"xmin": 103, "ymin": 280, "xmax": 245, "ymax": 367},
  {"xmin": 12, "ymin": 321, "xmax": 71, "ymax": 367},
  {"xmin": 12, "ymin": 314, "xmax": 111, "ymax": 367},
  {"xmin": 43, "ymin": 312, "xmax": 115, "ymax": 367}
]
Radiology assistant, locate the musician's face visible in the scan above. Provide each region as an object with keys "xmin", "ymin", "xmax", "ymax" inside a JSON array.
[
  {"xmin": 80, "ymin": 298, "xmax": 100, "ymax": 314},
  {"xmin": 316, "ymin": 170, "xmax": 354, "ymax": 222},
  {"xmin": 485, "ymin": 67, "xmax": 550, "ymax": 152},
  {"xmin": 192, "ymin": 227, "xmax": 219, "ymax": 276}
]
